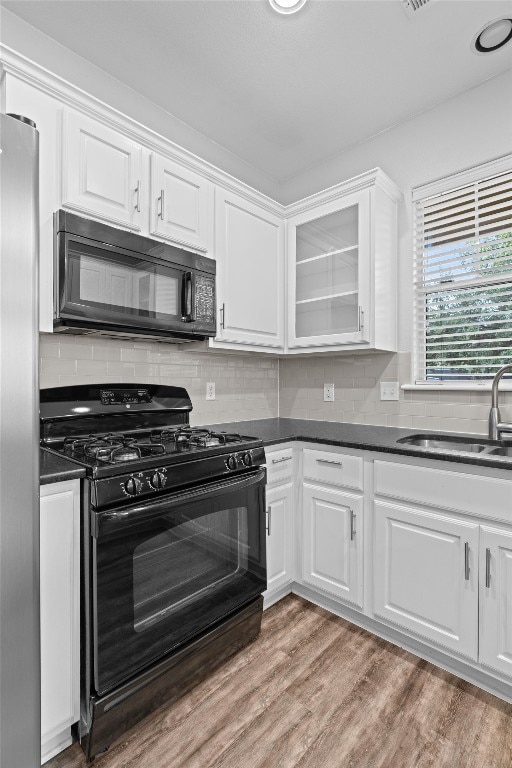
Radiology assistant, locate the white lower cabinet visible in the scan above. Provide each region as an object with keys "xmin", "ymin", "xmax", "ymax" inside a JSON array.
[
  {"xmin": 373, "ymin": 500, "xmax": 479, "ymax": 660},
  {"xmin": 264, "ymin": 482, "xmax": 294, "ymax": 602},
  {"xmin": 40, "ymin": 481, "xmax": 80, "ymax": 764},
  {"xmin": 302, "ymin": 483, "xmax": 363, "ymax": 608},
  {"xmin": 479, "ymin": 526, "xmax": 512, "ymax": 677}
]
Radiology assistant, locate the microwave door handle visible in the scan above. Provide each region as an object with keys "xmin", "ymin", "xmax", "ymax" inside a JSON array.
[{"xmin": 181, "ymin": 272, "xmax": 195, "ymax": 323}]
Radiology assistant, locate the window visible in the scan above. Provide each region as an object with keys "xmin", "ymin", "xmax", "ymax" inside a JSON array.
[{"xmin": 413, "ymin": 157, "xmax": 512, "ymax": 384}]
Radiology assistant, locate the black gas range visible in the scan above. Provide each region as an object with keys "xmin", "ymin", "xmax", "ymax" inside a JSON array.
[
  {"xmin": 40, "ymin": 384, "xmax": 267, "ymax": 760},
  {"xmin": 41, "ymin": 383, "xmax": 266, "ymax": 504}
]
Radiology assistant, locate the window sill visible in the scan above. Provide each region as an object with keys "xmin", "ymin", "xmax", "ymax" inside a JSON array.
[{"xmin": 402, "ymin": 383, "xmax": 512, "ymax": 392}]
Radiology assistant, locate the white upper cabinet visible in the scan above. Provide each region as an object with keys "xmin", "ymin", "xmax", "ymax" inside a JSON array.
[
  {"xmin": 62, "ymin": 110, "xmax": 143, "ymax": 230},
  {"xmin": 213, "ymin": 189, "xmax": 285, "ymax": 350},
  {"xmin": 290, "ymin": 190, "xmax": 370, "ymax": 347},
  {"xmin": 286, "ymin": 169, "xmax": 400, "ymax": 353},
  {"xmin": 5, "ymin": 65, "xmax": 402, "ymax": 353},
  {"xmin": 149, "ymin": 154, "xmax": 214, "ymax": 254}
]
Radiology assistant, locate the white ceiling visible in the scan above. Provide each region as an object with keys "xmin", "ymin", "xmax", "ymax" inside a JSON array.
[{"xmin": 3, "ymin": 0, "xmax": 512, "ymax": 182}]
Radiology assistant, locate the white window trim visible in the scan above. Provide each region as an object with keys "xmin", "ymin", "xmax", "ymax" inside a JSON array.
[
  {"xmin": 411, "ymin": 152, "xmax": 512, "ymax": 389},
  {"xmin": 402, "ymin": 382, "xmax": 512, "ymax": 392}
]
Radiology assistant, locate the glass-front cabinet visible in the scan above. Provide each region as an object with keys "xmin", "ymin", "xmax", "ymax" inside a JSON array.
[
  {"xmin": 291, "ymin": 190, "xmax": 370, "ymax": 347},
  {"xmin": 286, "ymin": 170, "xmax": 400, "ymax": 352}
]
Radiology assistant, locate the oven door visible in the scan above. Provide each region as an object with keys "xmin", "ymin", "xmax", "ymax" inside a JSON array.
[
  {"xmin": 91, "ymin": 469, "xmax": 266, "ymax": 695},
  {"xmin": 56, "ymin": 232, "xmax": 216, "ymax": 337}
]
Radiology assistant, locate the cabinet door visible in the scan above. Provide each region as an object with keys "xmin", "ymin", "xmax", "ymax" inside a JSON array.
[
  {"xmin": 288, "ymin": 189, "xmax": 370, "ymax": 348},
  {"xmin": 150, "ymin": 154, "xmax": 214, "ymax": 253},
  {"xmin": 264, "ymin": 482, "xmax": 294, "ymax": 600},
  {"xmin": 374, "ymin": 500, "xmax": 478, "ymax": 660},
  {"xmin": 215, "ymin": 189, "xmax": 284, "ymax": 349},
  {"xmin": 40, "ymin": 481, "xmax": 80, "ymax": 762},
  {"xmin": 302, "ymin": 484, "xmax": 363, "ymax": 608},
  {"xmin": 62, "ymin": 110, "xmax": 143, "ymax": 230},
  {"xmin": 480, "ymin": 526, "xmax": 512, "ymax": 678}
]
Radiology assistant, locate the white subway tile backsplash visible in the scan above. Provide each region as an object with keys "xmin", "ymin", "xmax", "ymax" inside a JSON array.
[
  {"xmin": 279, "ymin": 351, "xmax": 494, "ymax": 435},
  {"xmin": 40, "ymin": 333, "xmax": 279, "ymax": 426},
  {"xmin": 40, "ymin": 337, "xmax": 497, "ymax": 435},
  {"xmin": 59, "ymin": 343, "xmax": 93, "ymax": 360}
]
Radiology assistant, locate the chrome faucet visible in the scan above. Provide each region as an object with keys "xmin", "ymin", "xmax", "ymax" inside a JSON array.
[{"xmin": 489, "ymin": 364, "xmax": 512, "ymax": 440}]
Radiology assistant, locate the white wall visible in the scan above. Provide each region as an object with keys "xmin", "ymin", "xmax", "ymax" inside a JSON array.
[
  {"xmin": 279, "ymin": 70, "xmax": 512, "ymax": 435},
  {"xmin": 279, "ymin": 69, "xmax": 512, "ymax": 352},
  {"xmin": 0, "ymin": 7, "xmax": 280, "ymax": 200}
]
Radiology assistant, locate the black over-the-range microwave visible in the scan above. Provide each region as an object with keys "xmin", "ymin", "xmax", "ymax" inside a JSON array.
[{"xmin": 53, "ymin": 210, "xmax": 216, "ymax": 342}]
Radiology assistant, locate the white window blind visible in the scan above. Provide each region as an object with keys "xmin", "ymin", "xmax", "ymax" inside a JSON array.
[{"xmin": 414, "ymin": 163, "xmax": 512, "ymax": 383}]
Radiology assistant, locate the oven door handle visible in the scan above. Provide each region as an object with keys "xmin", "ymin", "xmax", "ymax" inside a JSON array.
[{"xmin": 92, "ymin": 468, "xmax": 266, "ymax": 538}]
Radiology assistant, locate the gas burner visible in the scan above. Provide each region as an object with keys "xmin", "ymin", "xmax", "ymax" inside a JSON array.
[
  {"xmin": 110, "ymin": 445, "xmax": 141, "ymax": 463},
  {"xmin": 151, "ymin": 429, "xmax": 177, "ymax": 443},
  {"xmin": 189, "ymin": 431, "xmax": 243, "ymax": 448}
]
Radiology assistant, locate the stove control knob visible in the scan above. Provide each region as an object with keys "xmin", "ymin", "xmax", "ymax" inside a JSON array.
[
  {"xmin": 226, "ymin": 454, "xmax": 238, "ymax": 471},
  {"xmin": 242, "ymin": 452, "xmax": 252, "ymax": 467},
  {"xmin": 149, "ymin": 470, "xmax": 166, "ymax": 490},
  {"xmin": 124, "ymin": 476, "xmax": 142, "ymax": 496}
]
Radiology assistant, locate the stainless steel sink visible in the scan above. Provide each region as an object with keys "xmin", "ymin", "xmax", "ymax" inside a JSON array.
[
  {"xmin": 486, "ymin": 446, "xmax": 512, "ymax": 457},
  {"xmin": 397, "ymin": 436, "xmax": 488, "ymax": 453},
  {"xmin": 396, "ymin": 434, "xmax": 512, "ymax": 457}
]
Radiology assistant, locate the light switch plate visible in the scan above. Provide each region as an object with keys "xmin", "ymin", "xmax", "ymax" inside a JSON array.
[
  {"xmin": 380, "ymin": 381, "xmax": 399, "ymax": 401},
  {"xmin": 324, "ymin": 383, "xmax": 335, "ymax": 402},
  {"xmin": 206, "ymin": 382, "xmax": 215, "ymax": 400}
]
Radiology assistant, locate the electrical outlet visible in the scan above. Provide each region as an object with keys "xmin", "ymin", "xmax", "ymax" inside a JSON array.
[
  {"xmin": 206, "ymin": 382, "xmax": 215, "ymax": 400},
  {"xmin": 324, "ymin": 383, "xmax": 335, "ymax": 402},
  {"xmin": 380, "ymin": 381, "xmax": 399, "ymax": 401}
]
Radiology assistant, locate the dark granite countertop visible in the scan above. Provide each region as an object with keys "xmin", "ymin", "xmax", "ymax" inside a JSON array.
[
  {"xmin": 40, "ymin": 417, "xmax": 512, "ymax": 484},
  {"xmin": 40, "ymin": 448, "xmax": 86, "ymax": 485},
  {"xmin": 201, "ymin": 417, "xmax": 512, "ymax": 472}
]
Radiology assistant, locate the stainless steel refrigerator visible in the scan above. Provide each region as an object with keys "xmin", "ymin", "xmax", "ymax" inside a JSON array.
[{"xmin": 0, "ymin": 113, "xmax": 40, "ymax": 767}]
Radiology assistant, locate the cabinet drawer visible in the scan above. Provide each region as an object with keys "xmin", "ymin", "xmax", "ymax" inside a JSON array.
[
  {"xmin": 303, "ymin": 449, "xmax": 363, "ymax": 491},
  {"xmin": 266, "ymin": 449, "xmax": 294, "ymax": 484},
  {"xmin": 374, "ymin": 460, "xmax": 512, "ymax": 520}
]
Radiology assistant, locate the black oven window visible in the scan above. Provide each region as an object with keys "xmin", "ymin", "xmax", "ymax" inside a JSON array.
[
  {"xmin": 68, "ymin": 244, "xmax": 180, "ymax": 318},
  {"xmin": 132, "ymin": 506, "xmax": 249, "ymax": 633}
]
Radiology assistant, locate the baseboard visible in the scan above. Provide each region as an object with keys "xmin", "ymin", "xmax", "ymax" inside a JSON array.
[
  {"xmin": 263, "ymin": 583, "xmax": 293, "ymax": 609},
  {"xmin": 41, "ymin": 729, "xmax": 73, "ymax": 765}
]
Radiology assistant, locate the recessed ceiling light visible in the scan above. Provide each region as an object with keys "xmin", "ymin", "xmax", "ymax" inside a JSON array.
[
  {"xmin": 473, "ymin": 18, "xmax": 512, "ymax": 53},
  {"xmin": 269, "ymin": 0, "xmax": 307, "ymax": 15}
]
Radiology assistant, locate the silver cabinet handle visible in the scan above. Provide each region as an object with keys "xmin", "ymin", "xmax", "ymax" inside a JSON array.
[
  {"xmin": 485, "ymin": 547, "xmax": 491, "ymax": 588},
  {"xmin": 134, "ymin": 180, "xmax": 141, "ymax": 212},
  {"xmin": 317, "ymin": 459, "xmax": 343, "ymax": 466},
  {"xmin": 220, "ymin": 303, "xmax": 225, "ymax": 329},
  {"xmin": 266, "ymin": 506, "xmax": 271, "ymax": 536},
  {"xmin": 358, "ymin": 305, "xmax": 364, "ymax": 332},
  {"xmin": 464, "ymin": 542, "xmax": 470, "ymax": 581},
  {"xmin": 271, "ymin": 456, "xmax": 292, "ymax": 465},
  {"xmin": 350, "ymin": 509, "xmax": 356, "ymax": 541},
  {"xmin": 158, "ymin": 189, "xmax": 165, "ymax": 219}
]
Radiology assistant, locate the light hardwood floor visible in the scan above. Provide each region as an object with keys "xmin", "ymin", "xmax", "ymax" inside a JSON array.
[{"xmin": 47, "ymin": 595, "xmax": 512, "ymax": 768}]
